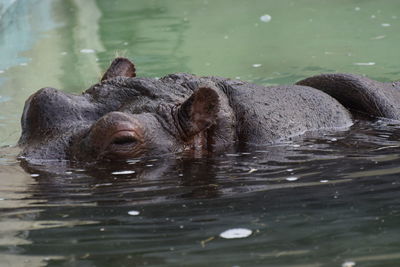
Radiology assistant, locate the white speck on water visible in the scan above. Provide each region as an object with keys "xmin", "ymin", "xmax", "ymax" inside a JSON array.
[
  {"xmin": 179, "ymin": 225, "xmax": 184, "ymax": 229},
  {"xmin": 354, "ymin": 62, "xmax": 375, "ymax": 66},
  {"xmin": 355, "ymin": 7, "xmax": 360, "ymax": 11},
  {"xmin": 146, "ymin": 164, "xmax": 154, "ymax": 167},
  {"xmin": 371, "ymin": 35, "xmax": 385, "ymax": 40},
  {"xmin": 331, "ymin": 138, "xmax": 337, "ymax": 141},
  {"xmin": 61, "ymin": 51, "xmax": 67, "ymax": 55},
  {"xmin": 252, "ymin": 64, "xmax": 262, "ymax": 68},
  {"xmin": 248, "ymin": 168, "xmax": 257, "ymax": 173},
  {"xmin": 205, "ymin": 62, "xmax": 211, "ymax": 66},
  {"xmin": 260, "ymin": 14, "xmax": 272, "ymax": 23},
  {"xmin": 286, "ymin": 169, "xmax": 294, "ymax": 172},
  {"xmin": 381, "ymin": 23, "xmax": 391, "ymax": 27},
  {"xmin": 65, "ymin": 171, "xmax": 72, "ymax": 175},
  {"xmin": 220, "ymin": 228, "xmax": 252, "ymax": 239},
  {"xmin": 94, "ymin": 183, "xmax": 113, "ymax": 187},
  {"xmin": 235, "ymin": 76, "xmax": 241, "ymax": 79},
  {"xmin": 0, "ymin": 198, "xmax": 5, "ymax": 201},
  {"xmin": 30, "ymin": 174, "xmax": 40, "ymax": 177},
  {"xmin": 20, "ymin": 62, "xmax": 28, "ymax": 66},
  {"xmin": 128, "ymin": 210, "xmax": 140, "ymax": 216},
  {"xmin": 100, "ymin": 228, "xmax": 105, "ymax": 231},
  {"xmin": 112, "ymin": 170, "xmax": 135, "ymax": 175},
  {"xmin": 286, "ymin": 177, "xmax": 298, "ymax": 181},
  {"xmin": 292, "ymin": 144, "xmax": 300, "ymax": 148},
  {"xmin": 320, "ymin": 180, "xmax": 329, "ymax": 183},
  {"xmin": 224, "ymin": 35, "xmax": 229, "ymax": 39},
  {"xmin": 371, "ymin": 15, "xmax": 376, "ymax": 19},
  {"xmin": 80, "ymin": 48, "xmax": 96, "ymax": 53},
  {"xmin": 0, "ymin": 70, "xmax": 4, "ymax": 74},
  {"xmin": 392, "ymin": 16, "xmax": 397, "ymax": 19},
  {"xmin": 226, "ymin": 153, "xmax": 240, "ymax": 157},
  {"xmin": 123, "ymin": 42, "xmax": 129, "ymax": 46},
  {"xmin": 342, "ymin": 261, "xmax": 356, "ymax": 267},
  {"xmin": 178, "ymin": 173, "xmax": 183, "ymax": 177}
]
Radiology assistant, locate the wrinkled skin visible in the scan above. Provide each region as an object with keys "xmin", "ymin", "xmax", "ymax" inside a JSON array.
[{"xmin": 18, "ymin": 58, "xmax": 399, "ymax": 162}]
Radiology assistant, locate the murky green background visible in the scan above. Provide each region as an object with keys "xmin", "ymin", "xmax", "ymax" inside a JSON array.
[{"xmin": 1, "ymin": 0, "xmax": 400, "ymax": 266}]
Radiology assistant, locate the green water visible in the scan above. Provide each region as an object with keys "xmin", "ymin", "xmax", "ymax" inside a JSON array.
[{"xmin": 1, "ymin": 0, "xmax": 400, "ymax": 266}]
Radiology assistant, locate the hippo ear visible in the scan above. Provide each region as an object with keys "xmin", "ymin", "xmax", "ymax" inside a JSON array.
[
  {"xmin": 101, "ymin": 57, "xmax": 136, "ymax": 81},
  {"xmin": 176, "ymin": 85, "xmax": 220, "ymax": 140}
]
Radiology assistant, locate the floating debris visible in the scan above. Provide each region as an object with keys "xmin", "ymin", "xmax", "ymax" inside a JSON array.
[
  {"xmin": 220, "ymin": 228, "xmax": 252, "ymax": 239},
  {"xmin": 80, "ymin": 49, "xmax": 96, "ymax": 54},
  {"xmin": 200, "ymin": 236, "xmax": 215, "ymax": 247},
  {"xmin": 112, "ymin": 170, "xmax": 135, "ymax": 175},
  {"xmin": 286, "ymin": 177, "xmax": 298, "ymax": 181},
  {"xmin": 252, "ymin": 64, "xmax": 262, "ymax": 68},
  {"xmin": 128, "ymin": 210, "xmax": 140, "ymax": 216},
  {"xmin": 260, "ymin": 14, "xmax": 272, "ymax": 23},
  {"xmin": 354, "ymin": 62, "xmax": 375, "ymax": 66}
]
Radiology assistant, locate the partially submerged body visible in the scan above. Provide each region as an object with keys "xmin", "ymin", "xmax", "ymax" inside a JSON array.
[{"xmin": 18, "ymin": 58, "xmax": 400, "ymax": 161}]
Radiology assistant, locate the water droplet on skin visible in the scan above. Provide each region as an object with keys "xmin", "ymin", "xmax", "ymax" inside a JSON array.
[
  {"xmin": 220, "ymin": 228, "xmax": 252, "ymax": 239},
  {"xmin": 112, "ymin": 170, "xmax": 135, "ymax": 175},
  {"xmin": 286, "ymin": 177, "xmax": 298, "ymax": 181},
  {"xmin": 252, "ymin": 64, "xmax": 262, "ymax": 68},
  {"xmin": 80, "ymin": 49, "xmax": 96, "ymax": 53},
  {"xmin": 260, "ymin": 14, "xmax": 272, "ymax": 22},
  {"xmin": 128, "ymin": 210, "xmax": 140, "ymax": 216}
]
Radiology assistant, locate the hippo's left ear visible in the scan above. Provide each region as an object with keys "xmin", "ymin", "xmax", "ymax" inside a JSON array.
[
  {"xmin": 101, "ymin": 57, "xmax": 136, "ymax": 81},
  {"xmin": 175, "ymin": 84, "xmax": 220, "ymax": 140}
]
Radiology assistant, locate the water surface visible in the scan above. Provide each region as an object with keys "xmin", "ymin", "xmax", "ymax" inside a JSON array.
[{"xmin": 1, "ymin": 0, "xmax": 400, "ymax": 266}]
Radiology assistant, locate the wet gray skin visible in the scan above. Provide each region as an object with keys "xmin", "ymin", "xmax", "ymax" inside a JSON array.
[{"xmin": 18, "ymin": 57, "xmax": 399, "ymax": 162}]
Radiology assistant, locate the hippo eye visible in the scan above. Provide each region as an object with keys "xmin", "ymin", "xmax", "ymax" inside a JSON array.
[{"xmin": 111, "ymin": 135, "xmax": 138, "ymax": 146}]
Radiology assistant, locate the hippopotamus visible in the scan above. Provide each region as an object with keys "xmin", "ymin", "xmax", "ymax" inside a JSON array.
[{"xmin": 18, "ymin": 57, "xmax": 400, "ymax": 161}]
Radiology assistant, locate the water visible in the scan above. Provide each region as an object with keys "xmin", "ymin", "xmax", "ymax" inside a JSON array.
[{"xmin": 1, "ymin": 0, "xmax": 400, "ymax": 266}]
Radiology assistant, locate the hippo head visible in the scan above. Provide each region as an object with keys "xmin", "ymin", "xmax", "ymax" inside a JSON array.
[{"xmin": 19, "ymin": 58, "xmax": 236, "ymax": 162}]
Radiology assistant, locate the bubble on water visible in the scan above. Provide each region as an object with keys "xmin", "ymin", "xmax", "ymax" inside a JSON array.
[
  {"xmin": 342, "ymin": 261, "xmax": 356, "ymax": 267},
  {"xmin": 286, "ymin": 177, "xmax": 298, "ymax": 181},
  {"xmin": 80, "ymin": 49, "xmax": 96, "ymax": 53},
  {"xmin": 128, "ymin": 210, "xmax": 140, "ymax": 216},
  {"xmin": 260, "ymin": 14, "xmax": 272, "ymax": 22},
  {"xmin": 381, "ymin": 23, "xmax": 391, "ymax": 27},
  {"xmin": 252, "ymin": 64, "xmax": 262, "ymax": 68},
  {"xmin": 320, "ymin": 180, "xmax": 329, "ymax": 183},
  {"xmin": 112, "ymin": 170, "xmax": 135, "ymax": 175},
  {"xmin": 30, "ymin": 174, "xmax": 40, "ymax": 177},
  {"xmin": 354, "ymin": 62, "xmax": 375, "ymax": 66},
  {"xmin": 354, "ymin": 7, "xmax": 360, "ymax": 11},
  {"xmin": 220, "ymin": 228, "xmax": 252, "ymax": 239}
]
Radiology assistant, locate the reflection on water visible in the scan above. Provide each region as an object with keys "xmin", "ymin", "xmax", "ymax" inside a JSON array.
[{"xmin": 1, "ymin": 0, "xmax": 400, "ymax": 266}]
